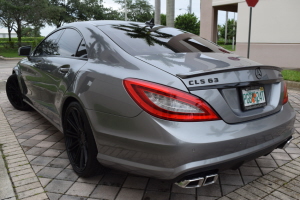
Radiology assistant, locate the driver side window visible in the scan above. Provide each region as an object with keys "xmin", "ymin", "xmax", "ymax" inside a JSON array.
[{"xmin": 34, "ymin": 30, "xmax": 64, "ymax": 56}]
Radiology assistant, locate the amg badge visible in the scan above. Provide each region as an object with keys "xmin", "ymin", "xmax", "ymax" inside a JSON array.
[{"xmin": 189, "ymin": 78, "xmax": 219, "ymax": 85}]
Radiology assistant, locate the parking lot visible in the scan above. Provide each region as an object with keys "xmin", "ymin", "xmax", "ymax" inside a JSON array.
[{"xmin": 1, "ymin": 60, "xmax": 300, "ymax": 200}]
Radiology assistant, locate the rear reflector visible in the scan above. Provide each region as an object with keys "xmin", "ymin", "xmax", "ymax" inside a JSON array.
[
  {"xmin": 123, "ymin": 78, "xmax": 220, "ymax": 122},
  {"xmin": 283, "ymin": 81, "xmax": 288, "ymax": 104}
]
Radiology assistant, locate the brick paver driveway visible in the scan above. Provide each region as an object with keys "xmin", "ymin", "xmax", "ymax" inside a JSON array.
[{"xmin": 0, "ymin": 61, "xmax": 300, "ymax": 199}]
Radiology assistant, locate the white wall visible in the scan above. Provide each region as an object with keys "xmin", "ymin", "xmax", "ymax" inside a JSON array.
[
  {"xmin": 0, "ymin": 28, "xmax": 17, "ymax": 38},
  {"xmin": 0, "ymin": 33, "xmax": 17, "ymax": 38},
  {"xmin": 236, "ymin": 0, "xmax": 300, "ymax": 43}
]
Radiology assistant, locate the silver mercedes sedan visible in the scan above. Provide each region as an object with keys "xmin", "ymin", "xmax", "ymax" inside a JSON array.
[{"xmin": 7, "ymin": 20, "xmax": 295, "ymax": 188}]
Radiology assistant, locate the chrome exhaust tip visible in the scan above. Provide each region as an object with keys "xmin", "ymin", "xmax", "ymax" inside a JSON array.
[
  {"xmin": 203, "ymin": 174, "xmax": 219, "ymax": 186},
  {"xmin": 175, "ymin": 174, "xmax": 218, "ymax": 188},
  {"xmin": 277, "ymin": 137, "xmax": 293, "ymax": 150},
  {"xmin": 281, "ymin": 137, "xmax": 293, "ymax": 150}
]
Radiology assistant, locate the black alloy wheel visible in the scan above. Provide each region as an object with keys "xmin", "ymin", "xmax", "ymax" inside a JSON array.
[
  {"xmin": 64, "ymin": 101, "xmax": 103, "ymax": 177},
  {"xmin": 6, "ymin": 74, "xmax": 32, "ymax": 111}
]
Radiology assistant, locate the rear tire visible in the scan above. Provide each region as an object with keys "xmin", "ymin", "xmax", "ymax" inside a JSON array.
[
  {"xmin": 6, "ymin": 74, "xmax": 32, "ymax": 111},
  {"xmin": 63, "ymin": 101, "xmax": 104, "ymax": 177}
]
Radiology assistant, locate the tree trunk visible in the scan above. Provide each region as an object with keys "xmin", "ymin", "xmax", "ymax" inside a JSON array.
[
  {"xmin": 8, "ymin": 29, "xmax": 11, "ymax": 42},
  {"xmin": 166, "ymin": 0, "xmax": 174, "ymax": 27},
  {"xmin": 14, "ymin": 20, "xmax": 22, "ymax": 47}
]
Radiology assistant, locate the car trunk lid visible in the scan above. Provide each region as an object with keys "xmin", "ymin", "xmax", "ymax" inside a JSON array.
[{"xmin": 135, "ymin": 52, "xmax": 284, "ymax": 124}]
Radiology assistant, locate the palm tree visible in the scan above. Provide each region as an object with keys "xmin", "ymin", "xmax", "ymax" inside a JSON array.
[{"xmin": 112, "ymin": 23, "xmax": 173, "ymax": 47}]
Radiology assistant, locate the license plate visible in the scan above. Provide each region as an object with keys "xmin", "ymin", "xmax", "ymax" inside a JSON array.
[{"xmin": 241, "ymin": 86, "xmax": 266, "ymax": 110}]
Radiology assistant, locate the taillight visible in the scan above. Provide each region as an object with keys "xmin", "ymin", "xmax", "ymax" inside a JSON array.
[
  {"xmin": 283, "ymin": 81, "xmax": 288, "ymax": 104},
  {"xmin": 123, "ymin": 79, "xmax": 220, "ymax": 122}
]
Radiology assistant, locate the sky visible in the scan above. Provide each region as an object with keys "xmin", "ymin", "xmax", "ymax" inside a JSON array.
[{"xmin": 3, "ymin": 0, "xmax": 236, "ymax": 36}]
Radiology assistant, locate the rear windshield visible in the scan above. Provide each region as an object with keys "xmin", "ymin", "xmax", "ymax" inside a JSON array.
[{"xmin": 98, "ymin": 23, "xmax": 230, "ymax": 56}]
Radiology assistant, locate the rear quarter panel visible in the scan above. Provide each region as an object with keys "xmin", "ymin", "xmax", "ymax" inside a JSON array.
[{"xmin": 65, "ymin": 23, "xmax": 188, "ymax": 118}]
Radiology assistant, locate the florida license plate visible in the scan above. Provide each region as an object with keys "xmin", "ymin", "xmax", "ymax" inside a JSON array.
[{"xmin": 241, "ymin": 86, "xmax": 266, "ymax": 110}]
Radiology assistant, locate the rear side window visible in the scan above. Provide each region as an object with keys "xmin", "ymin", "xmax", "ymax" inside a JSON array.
[
  {"xmin": 57, "ymin": 29, "xmax": 83, "ymax": 57},
  {"xmin": 34, "ymin": 30, "xmax": 64, "ymax": 56},
  {"xmin": 76, "ymin": 39, "xmax": 88, "ymax": 58}
]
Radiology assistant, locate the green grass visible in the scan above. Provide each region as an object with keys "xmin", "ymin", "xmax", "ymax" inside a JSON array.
[
  {"xmin": 219, "ymin": 45, "xmax": 235, "ymax": 51},
  {"xmin": 282, "ymin": 70, "xmax": 300, "ymax": 82},
  {"xmin": 0, "ymin": 47, "xmax": 25, "ymax": 58}
]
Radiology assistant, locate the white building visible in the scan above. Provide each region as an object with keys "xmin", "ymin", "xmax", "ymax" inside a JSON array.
[
  {"xmin": 0, "ymin": 28, "xmax": 17, "ymax": 38},
  {"xmin": 200, "ymin": 0, "xmax": 300, "ymax": 68}
]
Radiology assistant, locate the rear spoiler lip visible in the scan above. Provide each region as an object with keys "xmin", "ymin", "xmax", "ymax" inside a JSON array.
[{"xmin": 176, "ymin": 65, "xmax": 282, "ymax": 79}]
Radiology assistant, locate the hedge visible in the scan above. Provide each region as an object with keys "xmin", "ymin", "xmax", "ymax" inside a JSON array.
[
  {"xmin": 0, "ymin": 37, "xmax": 44, "ymax": 42},
  {"xmin": 0, "ymin": 37, "xmax": 44, "ymax": 49}
]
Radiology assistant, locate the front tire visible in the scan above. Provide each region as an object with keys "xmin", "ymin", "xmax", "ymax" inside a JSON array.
[
  {"xmin": 63, "ymin": 101, "xmax": 103, "ymax": 177},
  {"xmin": 6, "ymin": 74, "xmax": 32, "ymax": 111}
]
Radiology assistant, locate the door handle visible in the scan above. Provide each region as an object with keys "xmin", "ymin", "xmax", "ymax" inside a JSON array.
[{"xmin": 59, "ymin": 65, "xmax": 70, "ymax": 73}]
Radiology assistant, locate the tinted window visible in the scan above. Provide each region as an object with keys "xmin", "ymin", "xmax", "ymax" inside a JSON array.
[
  {"xmin": 57, "ymin": 29, "xmax": 82, "ymax": 57},
  {"xmin": 34, "ymin": 30, "xmax": 64, "ymax": 56},
  {"xmin": 99, "ymin": 23, "xmax": 230, "ymax": 56},
  {"xmin": 76, "ymin": 39, "xmax": 88, "ymax": 58}
]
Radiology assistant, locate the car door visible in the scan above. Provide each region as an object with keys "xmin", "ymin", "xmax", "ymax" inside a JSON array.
[
  {"xmin": 20, "ymin": 30, "xmax": 64, "ymax": 110},
  {"xmin": 33, "ymin": 28, "xmax": 88, "ymax": 127}
]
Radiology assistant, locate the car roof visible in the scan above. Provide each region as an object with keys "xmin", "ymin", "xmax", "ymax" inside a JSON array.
[{"xmin": 67, "ymin": 20, "xmax": 146, "ymax": 28}]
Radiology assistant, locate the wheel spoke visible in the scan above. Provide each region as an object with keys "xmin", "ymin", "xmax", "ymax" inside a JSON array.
[
  {"xmin": 67, "ymin": 140, "xmax": 80, "ymax": 151},
  {"xmin": 79, "ymin": 148, "xmax": 84, "ymax": 168},
  {"xmin": 83, "ymin": 145, "xmax": 88, "ymax": 165},
  {"xmin": 67, "ymin": 118, "xmax": 80, "ymax": 133},
  {"xmin": 71, "ymin": 110, "xmax": 83, "ymax": 131},
  {"xmin": 65, "ymin": 130, "xmax": 78, "ymax": 139},
  {"xmin": 73, "ymin": 147, "xmax": 81, "ymax": 164},
  {"xmin": 64, "ymin": 104, "xmax": 94, "ymax": 173}
]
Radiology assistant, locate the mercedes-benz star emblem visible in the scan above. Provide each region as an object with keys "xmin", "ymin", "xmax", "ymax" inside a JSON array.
[{"xmin": 255, "ymin": 68, "xmax": 262, "ymax": 79}]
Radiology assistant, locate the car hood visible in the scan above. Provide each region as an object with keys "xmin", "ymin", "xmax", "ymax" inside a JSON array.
[{"xmin": 135, "ymin": 52, "xmax": 261, "ymax": 76}]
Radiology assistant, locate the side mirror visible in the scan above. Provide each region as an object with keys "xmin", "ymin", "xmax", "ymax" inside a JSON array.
[{"xmin": 18, "ymin": 46, "xmax": 31, "ymax": 56}]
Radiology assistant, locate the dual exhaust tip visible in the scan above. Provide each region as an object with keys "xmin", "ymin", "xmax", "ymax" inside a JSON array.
[
  {"xmin": 176, "ymin": 137, "xmax": 293, "ymax": 189},
  {"xmin": 175, "ymin": 174, "xmax": 218, "ymax": 188}
]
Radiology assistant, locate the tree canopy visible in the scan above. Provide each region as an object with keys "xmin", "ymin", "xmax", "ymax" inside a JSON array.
[
  {"xmin": 0, "ymin": 0, "xmax": 202, "ymax": 45},
  {"xmin": 218, "ymin": 19, "xmax": 236, "ymax": 44},
  {"xmin": 174, "ymin": 13, "xmax": 200, "ymax": 35},
  {"xmin": 160, "ymin": 14, "xmax": 166, "ymax": 26},
  {"xmin": 21, "ymin": 26, "xmax": 42, "ymax": 37},
  {"xmin": 0, "ymin": 0, "xmax": 59, "ymax": 43},
  {"xmin": 114, "ymin": 0, "xmax": 154, "ymax": 22}
]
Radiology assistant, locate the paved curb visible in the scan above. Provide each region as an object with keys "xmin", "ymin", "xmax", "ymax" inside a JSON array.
[
  {"xmin": 0, "ymin": 56, "xmax": 23, "ymax": 61},
  {"xmin": 0, "ymin": 106, "xmax": 48, "ymax": 200},
  {"xmin": 286, "ymin": 81, "xmax": 300, "ymax": 91},
  {"xmin": 0, "ymin": 149, "xmax": 15, "ymax": 200}
]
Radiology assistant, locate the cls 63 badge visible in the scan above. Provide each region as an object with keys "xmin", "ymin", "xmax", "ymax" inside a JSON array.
[{"xmin": 189, "ymin": 78, "xmax": 219, "ymax": 85}]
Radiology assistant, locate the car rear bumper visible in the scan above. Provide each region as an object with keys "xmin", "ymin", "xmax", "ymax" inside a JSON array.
[{"xmin": 86, "ymin": 103, "xmax": 295, "ymax": 180}]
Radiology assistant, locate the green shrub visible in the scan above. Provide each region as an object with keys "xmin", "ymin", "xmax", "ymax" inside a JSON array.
[
  {"xmin": 0, "ymin": 37, "xmax": 44, "ymax": 43},
  {"xmin": 217, "ymin": 40, "xmax": 225, "ymax": 45},
  {"xmin": 0, "ymin": 37, "xmax": 44, "ymax": 49},
  {"xmin": 3, "ymin": 41, "xmax": 15, "ymax": 48},
  {"xmin": 282, "ymin": 70, "xmax": 300, "ymax": 82}
]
